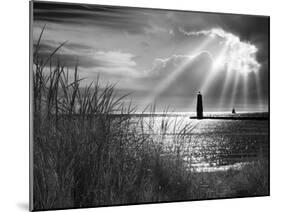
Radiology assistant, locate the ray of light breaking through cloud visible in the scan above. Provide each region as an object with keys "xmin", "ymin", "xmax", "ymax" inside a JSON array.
[
  {"xmin": 200, "ymin": 42, "xmax": 229, "ymax": 94},
  {"xmin": 243, "ymin": 72, "xmax": 248, "ymax": 110},
  {"xmin": 254, "ymin": 72, "xmax": 264, "ymax": 110},
  {"xmin": 143, "ymin": 36, "xmax": 214, "ymax": 107},
  {"xmin": 229, "ymin": 72, "xmax": 241, "ymax": 109}
]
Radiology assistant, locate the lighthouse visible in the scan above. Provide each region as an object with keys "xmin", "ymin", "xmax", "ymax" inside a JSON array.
[{"xmin": 196, "ymin": 91, "xmax": 203, "ymax": 119}]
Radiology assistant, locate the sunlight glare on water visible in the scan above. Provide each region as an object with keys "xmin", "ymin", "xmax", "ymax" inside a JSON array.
[{"xmin": 134, "ymin": 112, "xmax": 268, "ymax": 172}]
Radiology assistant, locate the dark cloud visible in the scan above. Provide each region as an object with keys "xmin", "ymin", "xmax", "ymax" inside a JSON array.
[
  {"xmin": 34, "ymin": 41, "xmax": 140, "ymax": 80},
  {"xmin": 34, "ymin": 41, "xmax": 95, "ymax": 68},
  {"xmin": 34, "ymin": 2, "xmax": 153, "ymax": 34},
  {"xmin": 34, "ymin": 41, "xmax": 94, "ymax": 53},
  {"xmin": 170, "ymin": 11, "xmax": 268, "ymax": 43}
]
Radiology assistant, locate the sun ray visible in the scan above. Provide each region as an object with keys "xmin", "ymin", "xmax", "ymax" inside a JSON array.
[
  {"xmin": 242, "ymin": 71, "xmax": 248, "ymax": 111},
  {"xmin": 254, "ymin": 72, "xmax": 264, "ymax": 111},
  {"xmin": 143, "ymin": 36, "xmax": 214, "ymax": 106},
  {"xmin": 229, "ymin": 71, "xmax": 240, "ymax": 110},
  {"xmin": 200, "ymin": 43, "xmax": 229, "ymax": 94},
  {"xmin": 217, "ymin": 66, "xmax": 233, "ymax": 110}
]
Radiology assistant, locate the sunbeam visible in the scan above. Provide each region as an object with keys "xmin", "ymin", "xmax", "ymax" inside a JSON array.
[
  {"xmin": 242, "ymin": 71, "xmax": 248, "ymax": 110},
  {"xmin": 143, "ymin": 36, "xmax": 214, "ymax": 106},
  {"xmin": 200, "ymin": 42, "xmax": 229, "ymax": 94},
  {"xmin": 254, "ymin": 72, "xmax": 264, "ymax": 110},
  {"xmin": 229, "ymin": 71, "xmax": 241, "ymax": 110},
  {"xmin": 143, "ymin": 55, "xmax": 196, "ymax": 107},
  {"xmin": 217, "ymin": 66, "xmax": 234, "ymax": 110}
]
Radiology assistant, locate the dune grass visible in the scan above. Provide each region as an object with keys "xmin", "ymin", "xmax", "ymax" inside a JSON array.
[{"xmin": 32, "ymin": 28, "xmax": 269, "ymax": 210}]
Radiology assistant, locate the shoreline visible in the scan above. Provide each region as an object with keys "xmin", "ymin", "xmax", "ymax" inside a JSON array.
[{"xmin": 189, "ymin": 116, "xmax": 268, "ymax": 120}]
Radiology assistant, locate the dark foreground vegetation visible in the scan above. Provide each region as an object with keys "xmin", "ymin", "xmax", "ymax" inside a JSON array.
[{"xmin": 32, "ymin": 29, "xmax": 269, "ymax": 210}]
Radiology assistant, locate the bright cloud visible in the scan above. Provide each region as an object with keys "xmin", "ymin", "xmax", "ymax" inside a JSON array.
[
  {"xmin": 180, "ymin": 28, "xmax": 261, "ymax": 74},
  {"xmin": 93, "ymin": 51, "xmax": 137, "ymax": 68},
  {"xmin": 87, "ymin": 50, "xmax": 142, "ymax": 77}
]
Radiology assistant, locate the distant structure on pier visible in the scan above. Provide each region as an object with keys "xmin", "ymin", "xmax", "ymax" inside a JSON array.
[
  {"xmin": 196, "ymin": 91, "xmax": 203, "ymax": 119},
  {"xmin": 232, "ymin": 107, "xmax": 236, "ymax": 114}
]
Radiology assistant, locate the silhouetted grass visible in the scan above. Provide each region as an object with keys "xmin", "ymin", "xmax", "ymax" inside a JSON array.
[{"xmin": 32, "ymin": 27, "xmax": 269, "ymax": 210}]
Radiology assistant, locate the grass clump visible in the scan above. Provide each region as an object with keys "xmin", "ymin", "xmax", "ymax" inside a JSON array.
[{"xmin": 32, "ymin": 28, "xmax": 195, "ymax": 210}]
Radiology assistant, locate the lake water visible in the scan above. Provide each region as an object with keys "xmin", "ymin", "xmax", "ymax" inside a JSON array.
[{"xmin": 134, "ymin": 112, "xmax": 269, "ymax": 172}]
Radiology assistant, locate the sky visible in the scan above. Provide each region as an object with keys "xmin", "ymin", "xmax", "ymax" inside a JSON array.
[{"xmin": 32, "ymin": 1, "xmax": 269, "ymax": 112}]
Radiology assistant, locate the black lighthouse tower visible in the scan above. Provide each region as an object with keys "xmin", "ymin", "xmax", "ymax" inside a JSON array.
[{"xmin": 196, "ymin": 91, "xmax": 203, "ymax": 119}]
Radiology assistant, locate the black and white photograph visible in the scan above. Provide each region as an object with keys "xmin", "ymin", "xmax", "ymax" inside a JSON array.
[{"xmin": 30, "ymin": 1, "xmax": 269, "ymax": 211}]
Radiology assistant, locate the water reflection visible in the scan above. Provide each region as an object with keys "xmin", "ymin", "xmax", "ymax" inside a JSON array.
[{"xmin": 135, "ymin": 113, "xmax": 269, "ymax": 172}]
